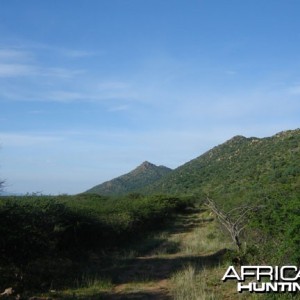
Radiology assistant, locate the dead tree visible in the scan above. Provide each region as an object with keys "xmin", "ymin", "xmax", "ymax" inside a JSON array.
[{"xmin": 205, "ymin": 197, "xmax": 259, "ymax": 253}]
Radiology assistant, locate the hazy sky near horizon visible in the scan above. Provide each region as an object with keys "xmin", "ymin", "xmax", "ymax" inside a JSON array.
[{"xmin": 1, "ymin": 0, "xmax": 300, "ymax": 194}]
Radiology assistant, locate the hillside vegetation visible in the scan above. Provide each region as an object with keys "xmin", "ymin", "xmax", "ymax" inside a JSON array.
[
  {"xmin": 138, "ymin": 129, "xmax": 300, "ymax": 268},
  {"xmin": 86, "ymin": 129, "xmax": 300, "ymax": 208},
  {"xmin": 84, "ymin": 129, "xmax": 300, "ymax": 271},
  {"xmin": 141, "ymin": 129, "xmax": 300, "ymax": 205},
  {"xmin": 86, "ymin": 161, "xmax": 172, "ymax": 196}
]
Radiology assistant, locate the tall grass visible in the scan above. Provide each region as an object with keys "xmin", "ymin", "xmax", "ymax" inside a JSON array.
[
  {"xmin": 170, "ymin": 210, "xmax": 232, "ymax": 300},
  {"xmin": 169, "ymin": 212, "xmax": 233, "ymax": 256},
  {"xmin": 172, "ymin": 265, "xmax": 215, "ymax": 300}
]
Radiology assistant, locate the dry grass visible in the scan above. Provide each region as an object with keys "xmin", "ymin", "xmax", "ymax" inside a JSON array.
[
  {"xmin": 172, "ymin": 265, "xmax": 216, "ymax": 300},
  {"xmin": 39, "ymin": 208, "xmax": 255, "ymax": 299},
  {"xmin": 171, "ymin": 263, "xmax": 275, "ymax": 300},
  {"xmin": 168, "ymin": 211, "xmax": 233, "ymax": 257},
  {"xmin": 169, "ymin": 211, "xmax": 229, "ymax": 299},
  {"xmin": 176, "ymin": 224, "xmax": 232, "ymax": 255}
]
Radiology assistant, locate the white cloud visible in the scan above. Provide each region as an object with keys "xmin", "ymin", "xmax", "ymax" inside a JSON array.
[
  {"xmin": 225, "ymin": 70, "xmax": 237, "ymax": 75},
  {"xmin": 0, "ymin": 132, "xmax": 64, "ymax": 147},
  {"xmin": 0, "ymin": 63, "xmax": 84, "ymax": 80},
  {"xmin": 92, "ymin": 80, "xmax": 141, "ymax": 101},
  {"xmin": 0, "ymin": 48, "xmax": 31, "ymax": 61},
  {"xmin": 41, "ymin": 67, "xmax": 85, "ymax": 79},
  {"xmin": 62, "ymin": 50, "xmax": 96, "ymax": 58},
  {"xmin": 108, "ymin": 105, "xmax": 129, "ymax": 112},
  {"xmin": 27, "ymin": 110, "xmax": 45, "ymax": 114},
  {"xmin": 287, "ymin": 85, "xmax": 300, "ymax": 95},
  {"xmin": 0, "ymin": 44, "xmax": 85, "ymax": 80},
  {"xmin": 97, "ymin": 81, "xmax": 130, "ymax": 90},
  {"xmin": 44, "ymin": 91, "xmax": 87, "ymax": 102},
  {"xmin": 0, "ymin": 63, "xmax": 36, "ymax": 77}
]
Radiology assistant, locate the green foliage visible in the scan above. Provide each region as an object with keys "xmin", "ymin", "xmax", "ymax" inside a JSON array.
[
  {"xmin": 142, "ymin": 129, "xmax": 300, "ymax": 208},
  {"xmin": 86, "ymin": 161, "xmax": 172, "ymax": 196},
  {"xmin": 0, "ymin": 193, "xmax": 193, "ymax": 291},
  {"xmin": 247, "ymin": 193, "xmax": 300, "ymax": 265},
  {"xmin": 136, "ymin": 129, "xmax": 300, "ymax": 267}
]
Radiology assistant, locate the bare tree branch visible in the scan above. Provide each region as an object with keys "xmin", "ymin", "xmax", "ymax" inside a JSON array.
[{"xmin": 205, "ymin": 197, "xmax": 261, "ymax": 253}]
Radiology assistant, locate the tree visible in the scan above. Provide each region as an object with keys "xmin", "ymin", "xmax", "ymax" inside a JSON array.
[{"xmin": 205, "ymin": 197, "xmax": 260, "ymax": 253}]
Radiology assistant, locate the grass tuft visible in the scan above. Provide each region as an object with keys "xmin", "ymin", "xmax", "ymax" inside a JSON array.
[{"xmin": 171, "ymin": 265, "xmax": 215, "ymax": 300}]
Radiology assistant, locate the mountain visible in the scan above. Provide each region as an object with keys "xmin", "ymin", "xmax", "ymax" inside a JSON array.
[
  {"xmin": 85, "ymin": 129, "xmax": 300, "ymax": 203},
  {"xmin": 86, "ymin": 161, "xmax": 172, "ymax": 196},
  {"xmin": 141, "ymin": 129, "xmax": 300, "ymax": 205}
]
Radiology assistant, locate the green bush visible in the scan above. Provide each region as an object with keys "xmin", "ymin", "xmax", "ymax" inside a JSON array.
[
  {"xmin": 0, "ymin": 193, "xmax": 193, "ymax": 291},
  {"xmin": 247, "ymin": 193, "xmax": 300, "ymax": 265}
]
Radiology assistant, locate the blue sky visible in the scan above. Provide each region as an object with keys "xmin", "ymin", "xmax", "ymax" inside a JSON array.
[{"xmin": 0, "ymin": 0, "xmax": 300, "ymax": 194}]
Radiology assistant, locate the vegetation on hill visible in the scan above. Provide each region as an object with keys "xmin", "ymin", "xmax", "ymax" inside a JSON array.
[
  {"xmin": 142, "ymin": 129, "xmax": 300, "ymax": 205},
  {"xmin": 86, "ymin": 161, "xmax": 172, "ymax": 196},
  {"xmin": 83, "ymin": 128, "xmax": 300, "ymax": 267},
  {"xmin": 84, "ymin": 129, "xmax": 300, "ymax": 264},
  {"xmin": 138, "ymin": 129, "xmax": 300, "ymax": 268}
]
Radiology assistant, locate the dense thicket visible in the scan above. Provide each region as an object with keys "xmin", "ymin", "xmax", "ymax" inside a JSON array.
[
  {"xmin": 0, "ymin": 194, "xmax": 193, "ymax": 291},
  {"xmin": 246, "ymin": 190, "xmax": 300, "ymax": 265}
]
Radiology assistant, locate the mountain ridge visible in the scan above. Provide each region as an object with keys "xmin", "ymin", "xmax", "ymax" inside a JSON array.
[
  {"xmin": 140, "ymin": 128, "xmax": 300, "ymax": 204},
  {"xmin": 85, "ymin": 128, "xmax": 300, "ymax": 201},
  {"xmin": 86, "ymin": 161, "xmax": 172, "ymax": 196}
]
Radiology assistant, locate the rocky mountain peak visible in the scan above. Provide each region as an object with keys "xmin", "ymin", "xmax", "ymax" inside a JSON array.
[{"xmin": 137, "ymin": 161, "xmax": 156, "ymax": 172}]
